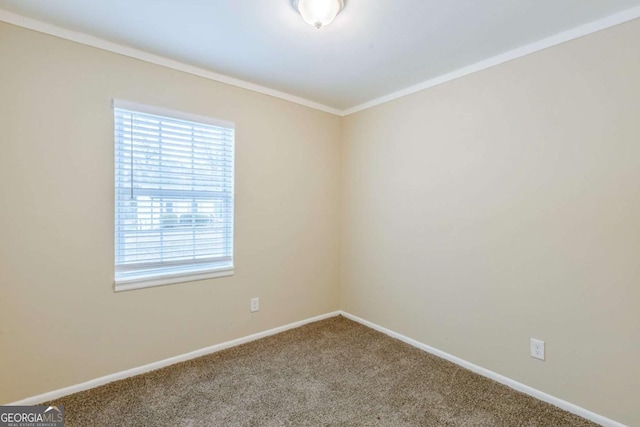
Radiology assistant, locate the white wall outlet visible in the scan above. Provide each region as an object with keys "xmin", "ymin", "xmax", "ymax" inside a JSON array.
[
  {"xmin": 530, "ymin": 338, "xmax": 545, "ymax": 361},
  {"xmin": 250, "ymin": 297, "xmax": 259, "ymax": 313}
]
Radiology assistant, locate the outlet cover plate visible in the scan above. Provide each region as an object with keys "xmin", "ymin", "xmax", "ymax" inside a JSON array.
[{"xmin": 530, "ymin": 338, "xmax": 545, "ymax": 361}]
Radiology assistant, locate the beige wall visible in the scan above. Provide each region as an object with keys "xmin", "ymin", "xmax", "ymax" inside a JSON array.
[
  {"xmin": 0, "ymin": 22, "xmax": 341, "ymax": 403},
  {"xmin": 341, "ymin": 19, "xmax": 640, "ymax": 427}
]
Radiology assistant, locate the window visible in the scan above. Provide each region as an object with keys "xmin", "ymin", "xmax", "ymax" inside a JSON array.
[{"xmin": 113, "ymin": 100, "xmax": 234, "ymax": 291}]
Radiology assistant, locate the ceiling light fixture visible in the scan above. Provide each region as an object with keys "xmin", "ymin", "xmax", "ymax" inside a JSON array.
[{"xmin": 291, "ymin": 0, "xmax": 346, "ymax": 29}]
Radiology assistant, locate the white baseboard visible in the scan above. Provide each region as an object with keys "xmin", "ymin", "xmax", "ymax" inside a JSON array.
[
  {"xmin": 339, "ymin": 311, "xmax": 626, "ymax": 427},
  {"xmin": 6, "ymin": 311, "xmax": 341, "ymax": 406}
]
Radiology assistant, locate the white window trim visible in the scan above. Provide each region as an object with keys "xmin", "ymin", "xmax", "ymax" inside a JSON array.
[
  {"xmin": 115, "ymin": 267, "xmax": 234, "ymax": 292},
  {"xmin": 112, "ymin": 99, "xmax": 235, "ymax": 292},
  {"xmin": 112, "ymin": 99, "xmax": 235, "ymax": 129}
]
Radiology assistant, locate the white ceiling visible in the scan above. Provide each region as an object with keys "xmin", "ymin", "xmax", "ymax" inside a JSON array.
[{"xmin": 1, "ymin": 0, "xmax": 640, "ymax": 111}]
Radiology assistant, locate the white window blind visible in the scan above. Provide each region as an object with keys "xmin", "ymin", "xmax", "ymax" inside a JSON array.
[{"xmin": 113, "ymin": 100, "xmax": 234, "ymax": 290}]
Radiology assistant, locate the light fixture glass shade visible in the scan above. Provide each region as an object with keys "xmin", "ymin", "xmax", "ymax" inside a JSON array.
[{"xmin": 293, "ymin": 0, "xmax": 345, "ymax": 29}]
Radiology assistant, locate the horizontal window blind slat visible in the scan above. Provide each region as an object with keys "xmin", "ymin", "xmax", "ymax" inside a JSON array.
[
  {"xmin": 122, "ymin": 247, "xmax": 230, "ymax": 260},
  {"xmin": 116, "ymin": 152, "xmax": 232, "ymax": 165},
  {"xmin": 119, "ymin": 252, "xmax": 229, "ymax": 264},
  {"xmin": 116, "ymin": 170, "xmax": 233, "ymax": 181},
  {"xmin": 117, "ymin": 184, "xmax": 232, "ymax": 192},
  {"xmin": 118, "ymin": 234, "xmax": 229, "ymax": 241},
  {"xmin": 118, "ymin": 176, "xmax": 232, "ymax": 187},
  {"xmin": 116, "ymin": 230, "xmax": 231, "ymax": 238},
  {"xmin": 115, "ymin": 137, "xmax": 233, "ymax": 153},
  {"xmin": 118, "ymin": 186, "xmax": 232, "ymax": 193},
  {"xmin": 115, "ymin": 215, "xmax": 233, "ymax": 226},
  {"xmin": 116, "ymin": 233, "xmax": 232, "ymax": 240},
  {"xmin": 116, "ymin": 256, "xmax": 232, "ymax": 272},
  {"xmin": 117, "ymin": 239, "xmax": 230, "ymax": 246},
  {"xmin": 115, "ymin": 128, "xmax": 233, "ymax": 145},
  {"xmin": 115, "ymin": 211, "xmax": 233, "ymax": 216},
  {"xmin": 115, "ymin": 215, "xmax": 233, "ymax": 221},
  {"xmin": 116, "ymin": 230, "xmax": 230, "ymax": 237},
  {"xmin": 116, "ymin": 157, "xmax": 232, "ymax": 168},
  {"xmin": 117, "ymin": 170, "xmax": 233, "ymax": 181},
  {"xmin": 115, "ymin": 160, "xmax": 232, "ymax": 174},
  {"xmin": 114, "ymin": 120, "xmax": 234, "ymax": 135},
  {"xmin": 119, "ymin": 151, "xmax": 232, "ymax": 162},
  {"xmin": 119, "ymin": 250, "xmax": 230, "ymax": 258},
  {"xmin": 120, "ymin": 252, "xmax": 229, "ymax": 260},
  {"xmin": 115, "ymin": 113, "xmax": 234, "ymax": 132},
  {"xmin": 119, "ymin": 248, "xmax": 227, "ymax": 257},
  {"xmin": 117, "ymin": 188, "xmax": 231, "ymax": 196},
  {"xmin": 116, "ymin": 144, "xmax": 233, "ymax": 158},
  {"xmin": 116, "ymin": 189, "xmax": 231, "ymax": 199}
]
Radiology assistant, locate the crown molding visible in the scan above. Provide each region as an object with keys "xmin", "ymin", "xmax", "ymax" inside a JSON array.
[
  {"xmin": 342, "ymin": 5, "xmax": 640, "ymax": 116},
  {"xmin": 2, "ymin": 6, "xmax": 639, "ymax": 118},
  {"xmin": 0, "ymin": 9, "xmax": 342, "ymax": 116}
]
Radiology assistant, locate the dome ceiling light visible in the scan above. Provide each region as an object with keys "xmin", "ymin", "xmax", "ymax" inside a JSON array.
[{"xmin": 291, "ymin": 0, "xmax": 346, "ymax": 29}]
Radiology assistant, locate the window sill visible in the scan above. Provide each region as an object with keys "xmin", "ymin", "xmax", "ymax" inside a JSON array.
[{"xmin": 114, "ymin": 267, "xmax": 234, "ymax": 292}]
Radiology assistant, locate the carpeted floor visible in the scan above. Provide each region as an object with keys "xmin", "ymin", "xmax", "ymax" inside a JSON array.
[{"xmin": 46, "ymin": 316, "xmax": 597, "ymax": 426}]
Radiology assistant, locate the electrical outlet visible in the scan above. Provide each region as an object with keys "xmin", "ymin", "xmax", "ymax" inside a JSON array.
[
  {"xmin": 250, "ymin": 297, "xmax": 259, "ymax": 313},
  {"xmin": 530, "ymin": 338, "xmax": 545, "ymax": 361}
]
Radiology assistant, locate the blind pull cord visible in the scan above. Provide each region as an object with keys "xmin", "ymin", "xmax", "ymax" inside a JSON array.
[{"xmin": 130, "ymin": 114, "xmax": 134, "ymax": 200}]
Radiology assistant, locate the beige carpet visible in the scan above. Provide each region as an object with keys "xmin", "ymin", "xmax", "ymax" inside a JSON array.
[{"xmin": 46, "ymin": 316, "xmax": 597, "ymax": 426}]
